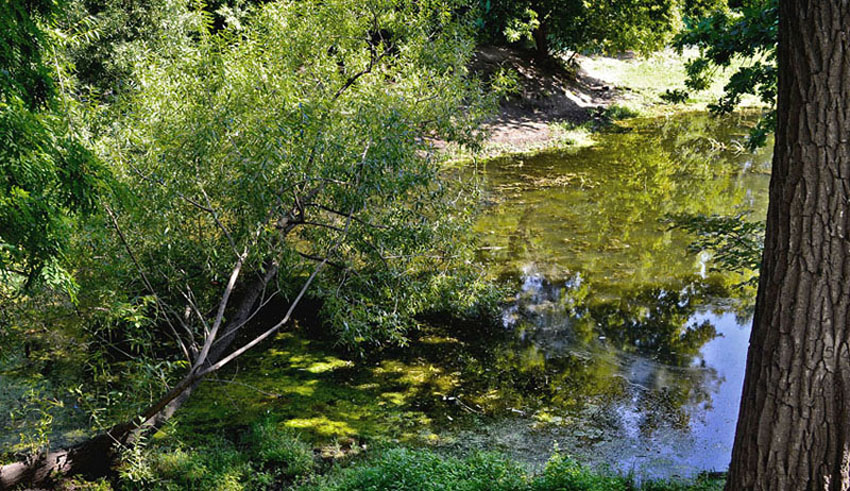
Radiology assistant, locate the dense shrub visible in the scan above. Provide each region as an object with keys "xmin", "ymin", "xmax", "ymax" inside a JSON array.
[
  {"xmin": 300, "ymin": 448, "xmax": 527, "ymax": 491},
  {"xmin": 111, "ymin": 435, "xmax": 728, "ymax": 490},
  {"xmin": 297, "ymin": 447, "xmax": 724, "ymax": 491},
  {"xmin": 244, "ymin": 421, "xmax": 316, "ymax": 479},
  {"xmin": 532, "ymin": 454, "xmax": 629, "ymax": 490},
  {"xmin": 118, "ymin": 424, "xmax": 315, "ymax": 490}
]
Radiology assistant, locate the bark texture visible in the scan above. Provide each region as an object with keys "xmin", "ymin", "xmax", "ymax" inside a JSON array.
[{"xmin": 726, "ymin": 1, "xmax": 850, "ymax": 489}]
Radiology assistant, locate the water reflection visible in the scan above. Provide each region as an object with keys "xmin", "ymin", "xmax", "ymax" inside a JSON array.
[
  {"xmin": 475, "ymin": 112, "xmax": 771, "ymax": 284},
  {"xmin": 465, "ymin": 112, "xmax": 771, "ymax": 477}
]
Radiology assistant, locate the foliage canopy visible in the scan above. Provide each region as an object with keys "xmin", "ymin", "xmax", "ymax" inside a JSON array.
[
  {"xmin": 0, "ymin": 0, "xmax": 105, "ymax": 290},
  {"xmin": 478, "ymin": 0, "xmax": 728, "ymax": 58},
  {"xmin": 669, "ymin": 0, "xmax": 776, "ymax": 148}
]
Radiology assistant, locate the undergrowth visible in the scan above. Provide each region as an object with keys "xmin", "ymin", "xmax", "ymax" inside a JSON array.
[
  {"xmin": 93, "ymin": 424, "xmax": 725, "ymax": 490},
  {"xmin": 301, "ymin": 448, "xmax": 724, "ymax": 491}
]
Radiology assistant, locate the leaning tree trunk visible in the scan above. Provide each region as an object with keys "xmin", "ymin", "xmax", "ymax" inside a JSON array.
[
  {"xmin": 726, "ymin": 1, "xmax": 850, "ymax": 489},
  {"xmin": 0, "ymin": 380, "xmax": 199, "ymax": 489},
  {"xmin": 0, "ymin": 264, "xmax": 280, "ymax": 490}
]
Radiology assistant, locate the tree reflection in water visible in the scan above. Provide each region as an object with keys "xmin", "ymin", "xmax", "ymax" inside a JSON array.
[{"xmin": 456, "ymin": 111, "xmax": 771, "ymax": 475}]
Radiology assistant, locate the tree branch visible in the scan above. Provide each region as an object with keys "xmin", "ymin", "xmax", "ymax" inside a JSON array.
[
  {"xmin": 192, "ymin": 247, "xmax": 248, "ymax": 370},
  {"xmin": 104, "ymin": 203, "xmax": 192, "ymax": 362}
]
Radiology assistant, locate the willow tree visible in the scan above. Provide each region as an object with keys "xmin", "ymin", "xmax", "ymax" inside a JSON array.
[
  {"xmin": 0, "ymin": 0, "xmax": 496, "ymax": 486},
  {"xmin": 726, "ymin": 0, "xmax": 850, "ymax": 488}
]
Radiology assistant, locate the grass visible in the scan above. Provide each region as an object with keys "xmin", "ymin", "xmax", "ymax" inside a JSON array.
[
  {"xmin": 310, "ymin": 448, "xmax": 726, "ymax": 490},
  {"xmin": 104, "ymin": 431, "xmax": 726, "ymax": 490},
  {"xmin": 580, "ymin": 48, "xmax": 764, "ymax": 113}
]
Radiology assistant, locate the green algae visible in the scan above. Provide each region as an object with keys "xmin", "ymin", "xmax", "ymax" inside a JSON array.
[{"xmin": 178, "ymin": 331, "xmax": 465, "ymax": 445}]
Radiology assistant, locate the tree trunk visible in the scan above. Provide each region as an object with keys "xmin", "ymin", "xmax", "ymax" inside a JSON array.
[
  {"xmin": 0, "ymin": 373, "xmax": 206, "ymax": 489},
  {"xmin": 726, "ymin": 1, "xmax": 850, "ymax": 489},
  {"xmin": 0, "ymin": 264, "xmax": 280, "ymax": 490},
  {"xmin": 533, "ymin": 19, "xmax": 549, "ymax": 61}
]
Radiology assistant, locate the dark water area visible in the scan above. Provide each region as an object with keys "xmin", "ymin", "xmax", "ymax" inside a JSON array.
[{"xmin": 467, "ymin": 112, "xmax": 772, "ymax": 478}]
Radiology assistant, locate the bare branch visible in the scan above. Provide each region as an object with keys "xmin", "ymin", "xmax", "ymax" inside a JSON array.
[
  {"xmin": 198, "ymin": 256, "xmax": 326, "ymax": 376},
  {"xmin": 180, "ymin": 287, "xmax": 210, "ymax": 339},
  {"xmin": 210, "ymin": 262, "xmax": 281, "ymax": 348},
  {"xmin": 192, "ymin": 247, "xmax": 248, "ymax": 370}
]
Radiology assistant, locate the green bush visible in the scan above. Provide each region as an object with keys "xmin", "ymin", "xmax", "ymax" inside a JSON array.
[
  {"xmin": 302, "ymin": 448, "xmax": 527, "ymax": 491},
  {"xmin": 642, "ymin": 475, "xmax": 725, "ymax": 491},
  {"xmin": 299, "ymin": 447, "xmax": 725, "ymax": 491},
  {"xmin": 136, "ymin": 423, "xmax": 314, "ymax": 489},
  {"xmin": 244, "ymin": 420, "xmax": 316, "ymax": 478},
  {"xmin": 147, "ymin": 437, "xmax": 254, "ymax": 491},
  {"xmin": 532, "ymin": 454, "xmax": 628, "ymax": 490}
]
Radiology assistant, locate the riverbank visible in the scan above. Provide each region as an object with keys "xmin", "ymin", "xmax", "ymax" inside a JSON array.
[
  {"xmin": 101, "ymin": 427, "xmax": 725, "ymax": 490},
  {"xmin": 455, "ymin": 45, "xmax": 764, "ymax": 159}
]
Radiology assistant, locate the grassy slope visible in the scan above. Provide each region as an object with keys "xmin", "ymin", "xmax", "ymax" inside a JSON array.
[{"xmin": 580, "ymin": 48, "xmax": 764, "ymax": 114}]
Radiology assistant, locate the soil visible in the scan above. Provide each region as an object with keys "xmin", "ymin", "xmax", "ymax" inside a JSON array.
[{"xmin": 471, "ymin": 45, "xmax": 620, "ymax": 151}]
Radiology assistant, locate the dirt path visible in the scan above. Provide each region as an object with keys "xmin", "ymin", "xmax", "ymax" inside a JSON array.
[{"xmin": 472, "ymin": 46, "xmax": 621, "ymax": 153}]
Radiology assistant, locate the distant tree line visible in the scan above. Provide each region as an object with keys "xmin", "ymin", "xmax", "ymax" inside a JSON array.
[{"xmin": 477, "ymin": 0, "xmax": 729, "ymax": 60}]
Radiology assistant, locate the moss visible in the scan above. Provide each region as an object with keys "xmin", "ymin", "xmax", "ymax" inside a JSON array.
[{"xmin": 177, "ymin": 332, "xmax": 468, "ymax": 446}]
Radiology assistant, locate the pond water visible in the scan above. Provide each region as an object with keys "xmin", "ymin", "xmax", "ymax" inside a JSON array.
[
  {"xmin": 467, "ymin": 111, "xmax": 772, "ymax": 478},
  {"xmin": 179, "ymin": 111, "xmax": 772, "ymax": 480}
]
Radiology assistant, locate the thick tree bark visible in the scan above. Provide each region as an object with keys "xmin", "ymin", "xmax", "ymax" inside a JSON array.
[{"xmin": 726, "ymin": 1, "xmax": 850, "ymax": 489}]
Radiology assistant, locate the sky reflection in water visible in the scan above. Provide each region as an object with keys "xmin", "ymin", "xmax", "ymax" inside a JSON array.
[{"xmin": 473, "ymin": 112, "xmax": 772, "ymax": 477}]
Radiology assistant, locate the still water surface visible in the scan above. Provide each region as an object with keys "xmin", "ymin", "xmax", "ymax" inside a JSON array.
[{"xmin": 471, "ymin": 111, "xmax": 771, "ymax": 477}]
